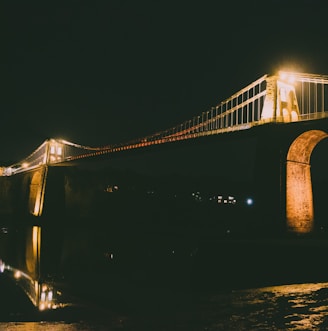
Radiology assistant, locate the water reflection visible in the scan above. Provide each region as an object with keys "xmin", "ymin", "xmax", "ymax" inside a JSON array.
[
  {"xmin": 3, "ymin": 221, "xmax": 328, "ymax": 329},
  {"xmin": 0, "ymin": 224, "xmax": 64, "ymax": 311},
  {"xmin": 2, "ymin": 282, "xmax": 328, "ymax": 330},
  {"xmin": 0, "ymin": 322, "xmax": 121, "ymax": 331},
  {"xmin": 0, "ymin": 323, "xmax": 82, "ymax": 331},
  {"xmin": 206, "ymin": 282, "xmax": 328, "ymax": 330}
]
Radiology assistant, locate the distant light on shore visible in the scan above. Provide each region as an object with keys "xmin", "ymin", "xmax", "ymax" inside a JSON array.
[{"xmin": 246, "ymin": 198, "xmax": 254, "ymax": 206}]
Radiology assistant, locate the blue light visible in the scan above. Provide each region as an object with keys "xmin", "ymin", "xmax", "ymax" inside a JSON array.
[{"xmin": 246, "ymin": 198, "xmax": 253, "ymax": 206}]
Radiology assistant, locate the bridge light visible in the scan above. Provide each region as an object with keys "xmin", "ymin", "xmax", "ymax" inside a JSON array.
[
  {"xmin": 48, "ymin": 140, "xmax": 64, "ymax": 163},
  {"xmin": 279, "ymin": 71, "xmax": 287, "ymax": 80},
  {"xmin": 278, "ymin": 71, "xmax": 296, "ymax": 84}
]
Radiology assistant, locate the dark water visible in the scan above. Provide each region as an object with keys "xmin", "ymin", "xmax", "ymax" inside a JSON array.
[
  {"xmin": 3, "ymin": 220, "xmax": 328, "ymax": 330},
  {"xmin": 2, "ymin": 272, "xmax": 328, "ymax": 330}
]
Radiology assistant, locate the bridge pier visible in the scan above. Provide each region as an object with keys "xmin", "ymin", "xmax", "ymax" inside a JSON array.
[
  {"xmin": 286, "ymin": 161, "xmax": 313, "ymax": 233},
  {"xmin": 286, "ymin": 129, "xmax": 328, "ymax": 233},
  {"xmin": 254, "ymin": 123, "xmax": 328, "ymax": 235}
]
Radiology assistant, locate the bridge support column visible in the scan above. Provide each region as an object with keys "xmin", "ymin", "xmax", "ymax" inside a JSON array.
[
  {"xmin": 285, "ymin": 129, "xmax": 328, "ymax": 234},
  {"xmin": 286, "ymin": 161, "xmax": 313, "ymax": 233},
  {"xmin": 29, "ymin": 167, "xmax": 48, "ymax": 216}
]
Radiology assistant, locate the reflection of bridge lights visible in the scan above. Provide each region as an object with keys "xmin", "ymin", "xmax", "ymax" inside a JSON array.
[
  {"xmin": 0, "ymin": 260, "xmax": 4, "ymax": 273},
  {"xmin": 39, "ymin": 284, "xmax": 55, "ymax": 310}
]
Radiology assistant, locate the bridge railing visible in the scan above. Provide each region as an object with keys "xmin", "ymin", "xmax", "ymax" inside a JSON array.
[
  {"xmin": 126, "ymin": 75, "xmax": 268, "ymax": 143},
  {"xmin": 1, "ymin": 141, "xmax": 48, "ymax": 176},
  {"xmin": 3, "ymin": 71, "xmax": 328, "ymax": 175},
  {"xmin": 294, "ymin": 74, "xmax": 328, "ymax": 117},
  {"xmin": 102, "ymin": 72, "xmax": 328, "ymax": 154}
]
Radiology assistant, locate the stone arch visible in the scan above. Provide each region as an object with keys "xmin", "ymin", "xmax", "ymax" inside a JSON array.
[{"xmin": 286, "ymin": 129, "xmax": 328, "ymax": 233}]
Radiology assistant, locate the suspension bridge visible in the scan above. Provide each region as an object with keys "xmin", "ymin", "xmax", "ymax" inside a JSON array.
[
  {"xmin": 2, "ymin": 70, "xmax": 328, "ymax": 312},
  {"xmin": 2, "ymin": 70, "xmax": 328, "ymax": 177}
]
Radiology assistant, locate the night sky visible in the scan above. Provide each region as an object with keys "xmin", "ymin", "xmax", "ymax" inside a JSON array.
[{"xmin": 2, "ymin": 0, "xmax": 328, "ymax": 163}]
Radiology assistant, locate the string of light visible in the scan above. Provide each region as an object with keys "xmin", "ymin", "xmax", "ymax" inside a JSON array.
[{"xmin": 3, "ymin": 71, "xmax": 328, "ymax": 176}]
